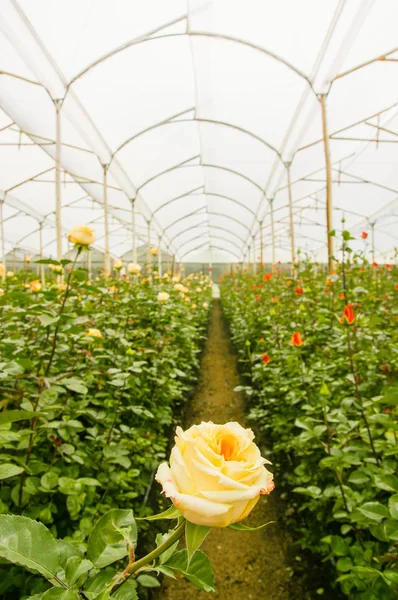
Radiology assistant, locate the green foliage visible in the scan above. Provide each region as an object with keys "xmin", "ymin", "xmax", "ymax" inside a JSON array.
[
  {"xmin": 220, "ymin": 247, "xmax": 398, "ymax": 598},
  {"xmin": 0, "ymin": 268, "xmax": 212, "ymax": 596}
]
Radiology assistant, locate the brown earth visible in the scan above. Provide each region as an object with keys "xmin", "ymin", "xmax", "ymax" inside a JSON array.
[{"xmin": 157, "ymin": 299, "xmax": 303, "ymax": 600}]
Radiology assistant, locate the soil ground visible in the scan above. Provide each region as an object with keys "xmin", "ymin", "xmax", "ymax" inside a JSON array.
[{"xmin": 158, "ymin": 299, "xmax": 303, "ymax": 600}]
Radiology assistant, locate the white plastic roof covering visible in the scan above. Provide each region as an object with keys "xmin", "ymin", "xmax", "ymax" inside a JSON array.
[{"xmin": 1, "ymin": 0, "xmax": 398, "ymax": 264}]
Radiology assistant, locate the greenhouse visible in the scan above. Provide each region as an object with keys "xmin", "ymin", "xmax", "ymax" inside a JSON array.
[{"xmin": 0, "ymin": 1, "xmax": 397, "ymax": 599}]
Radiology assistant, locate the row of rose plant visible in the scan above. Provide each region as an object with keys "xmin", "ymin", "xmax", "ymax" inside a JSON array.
[
  {"xmin": 220, "ymin": 232, "xmax": 398, "ymax": 599},
  {"xmin": 0, "ymin": 226, "xmax": 213, "ymax": 598}
]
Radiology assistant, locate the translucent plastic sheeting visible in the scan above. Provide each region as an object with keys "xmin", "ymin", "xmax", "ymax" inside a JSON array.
[{"xmin": 1, "ymin": 0, "xmax": 398, "ymax": 266}]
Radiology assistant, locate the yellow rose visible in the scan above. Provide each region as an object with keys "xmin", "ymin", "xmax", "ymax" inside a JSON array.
[
  {"xmin": 150, "ymin": 247, "xmax": 159, "ymax": 256},
  {"xmin": 156, "ymin": 422, "xmax": 274, "ymax": 527},
  {"xmin": 7, "ymin": 271, "xmax": 14, "ymax": 277},
  {"xmin": 174, "ymin": 283, "xmax": 185, "ymax": 292},
  {"xmin": 157, "ymin": 292, "xmax": 170, "ymax": 302},
  {"xmin": 0, "ymin": 288, "xmax": 4, "ymax": 296},
  {"xmin": 114, "ymin": 259, "xmax": 123, "ymax": 270},
  {"xmin": 30, "ymin": 280, "xmax": 42, "ymax": 292},
  {"xmin": 25, "ymin": 255, "xmax": 32, "ymax": 263},
  {"xmin": 203, "ymin": 302, "xmax": 209, "ymax": 309},
  {"xmin": 49, "ymin": 263, "xmax": 63, "ymax": 274},
  {"xmin": 85, "ymin": 328, "xmax": 102, "ymax": 338},
  {"xmin": 128, "ymin": 262, "xmax": 142, "ymax": 275},
  {"xmin": 68, "ymin": 225, "xmax": 95, "ymax": 247},
  {"xmin": 0, "ymin": 264, "xmax": 5, "ymax": 277}
]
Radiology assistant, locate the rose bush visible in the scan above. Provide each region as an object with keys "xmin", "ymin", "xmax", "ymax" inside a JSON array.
[
  {"xmin": 0, "ymin": 246, "xmax": 212, "ymax": 597},
  {"xmin": 220, "ymin": 233, "xmax": 398, "ymax": 599},
  {"xmin": 156, "ymin": 421, "xmax": 274, "ymax": 527}
]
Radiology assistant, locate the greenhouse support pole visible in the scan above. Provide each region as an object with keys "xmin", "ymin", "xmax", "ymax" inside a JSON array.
[
  {"xmin": 371, "ymin": 223, "xmax": 375, "ymax": 264},
  {"xmin": 103, "ymin": 164, "xmax": 110, "ymax": 275},
  {"xmin": 270, "ymin": 197, "xmax": 276, "ymax": 273},
  {"xmin": 259, "ymin": 220, "xmax": 264, "ymax": 266},
  {"xmin": 171, "ymin": 254, "xmax": 176, "ymax": 276},
  {"xmin": 0, "ymin": 201, "xmax": 5, "ymax": 279},
  {"xmin": 252, "ymin": 239, "xmax": 256, "ymax": 275},
  {"xmin": 39, "ymin": 222, "xmax": 45, "ymax": 288},
  {"xmin": 146, "ymin": 220, "xmax": 151, "ymax": 271},
  {"xmin": 247, "ymin": 244, "xmax": 251, "ymax": 273},
  {"xmin": 131, "ymin": 199, "xmax": 137, "ymax": 264},
  {"xmin": 286, "ymin": 162, "xmax": 295, "ymax": 275},
  {"xmin": 55, "ymin": 99, "xmax": 63, "ymax": 263},
  {"xmin": 158, "ymin": 234, "xmax": 162, "ymax": 276},
  {"xmin": 87, "ymin": 249, "xmax": 92, "ymax": 282},
  {"xmin": 320, "ymin": 94, "xmax": 334, "ymax": 273}
]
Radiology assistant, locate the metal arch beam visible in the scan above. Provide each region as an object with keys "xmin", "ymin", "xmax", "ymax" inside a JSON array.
[
  {"xmin": 111, "ymin": 116, "xmax": 281, "ymax": 161},
  {"xmin": 138, "ymin": 156, "xmax": 201, "ymax": 195},
  {"xmin": 180, "ymin": 240, "xmax": 241, "ymax": 261},
  {"xmin": 164, "ymin": 207, "xmax": 207, "ymax": 234},
  {"xmin": 138, "ymin": 161, "xmax": 265, "ymax": 197},
  {"xmin": 154, "ymin": 189, "xmax": 258, "ymax": 222},
  {"xmin": 208, "ymin": 211, "xmax": 252, "ymax": 234},
  {"xmin": 153, "ymin": 186, "xmax": 204, "ymax": 216},
  {"xmin": 67, "ymin": 28, "xmax": 312, "ymax": 92},
  {"xmin": 176, "ymin": 224, "xmax": 246, "ymax": 251},
  {"xmin": 176, "ymin": 230, "xmax": 242, "ymax": 254}
]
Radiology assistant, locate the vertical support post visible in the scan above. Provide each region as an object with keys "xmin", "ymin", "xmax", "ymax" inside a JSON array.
[
  {"xmin": 252, "ymin": 238, "xmax": 256, "ymax": 274},
  {"xmin": 247, "ymin": 244, "xmax": 251, "ymax": 273},
  {"xmin": 87, "ymin": 249, "xmax": 92, "ymax": 282},
  {"xmin": 166, "ymin": 247, "xmax": 170, "ymax": 273},
  {"xmin": 102, "ymin": 164, "xmax": 110, "ymax": 275},
  {"xmin": 259, "ymin": 220, "xmax": 264, "ymax": 266},
  {"xmin": 286, "ymin": 162, "xmax": 295, "ymax": 275},
  {"xmin": 320, "ymin": 94, "xmax": 334, "ymax": 273},
  {"xmin": 0, "ymin": 201, "xmax": 5, "ymax": 279},
  {"xmin": 55, "ymin": 99, "xmax": 63, "ymax": 263},
  {"xmin": 39, "ymin": 222, "xmax": 45, "ymax": 288},
  {"xmin": 371, "ymin": 222, "xmax": 375, "ymax": 264},
  {"xmin": 146, "ymin": 220, "xmax": 151, "ymax": 271},
  {"xmin": 131, "ymin": 199, "xmax": 137, "ymax": 264},
  {"xmin": 171, "ymin": 254, "xmax": 176, "ymax": 276},
  {"xmin": 270, "ymin": 197, "xmax": 276, "ymax": 273},
  {"xmin": 158, "ymin": 234, "xmax": 162, "ymax": 277}
]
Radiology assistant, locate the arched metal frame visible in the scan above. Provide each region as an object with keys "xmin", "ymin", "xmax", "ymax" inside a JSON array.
[{"xmin": 1, "ymin": 4, "xmax": 398, "ymax": 265}]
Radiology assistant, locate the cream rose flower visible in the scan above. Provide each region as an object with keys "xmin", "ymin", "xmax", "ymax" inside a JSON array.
[
  {"xmin": 0, "ymin": 264, "xmax": 5, "ymax": 277},
  {"xmin": 156, "ymin": 421, "xmax": 274, "ymax": 527},
  {"xmin": 128, "ymin": 262, "xmax": 142, "ymax": 275},
  {"xmin": 49, "ymin": 263, "xmax": 63, "ymax": 274},
  {"xmin": 150, "ymin": 247, "xmax": 159, "ymax": 256},
  {"xmin": 203, "ymin": 302, "xmax": 209, "ymax": 309},
  {"xmin": 7, "ymin": 271, "xmax": 14, "ymax": 277},
  {"xmin": 157, "ymin": 292, "xmax": 170, "ymax": 302},
  {"xmin": 174, "ymin": 283, "xmax": 185, "ymax": 292},
  {"xmin": 29, "ymin": 280, "xmax": 42, "ymax": 292},
  {"xmin": 85, "ymin": 328, "xmax": 102, "ymax": 338},
  {"xmin": 114, "ymin": 259, "xmax": 123, "ymax": 270},
  {"xmin": 68, "ymin": 225, "xmax": 95, "ymax": 247}
]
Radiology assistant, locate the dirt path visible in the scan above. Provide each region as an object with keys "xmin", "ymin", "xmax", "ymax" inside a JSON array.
[{"xmin": 159, "ymin": 300, "xmax": 300, "ymax": 599}]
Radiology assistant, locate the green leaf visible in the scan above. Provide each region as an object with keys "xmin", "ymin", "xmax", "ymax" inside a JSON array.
[
  {"xmin": 41, "ymin": 590, "xmax": 80, "ymax": 599},
  {"xmin": 112, "ymin": 579, "xmax": 138, "ymax": 599},
  {"xmin": 320, "ymin": 382, "xmax": 330, "ymax": 396},
  {"xmin": 348, "ymin": 470, "xmax": 370, "ymax": 485},
  {"xmin": 62, "ymin": 378, "xmax": 88, "ymax": 395},
  {"xmin": 185, "ymin": 521, "xmax": 210, "ymax": 563},
  {"xmin": 358, "ymin": 502, "xmax": 389, "ymax": 522},
  {"xmin": 165, "ymin": 550, "xmax": 215, "ymax": 592},
  {"xmin": 330, "ymin": 535, "xmax": 349, "ymax": 556},
  {"xmin": 137, "ymin": 505, "xmax": 181, "ymax": 521},
  {"xmin": 0, "ymin": 410, "xmax": 37, "ymax": 426},
  {"xmin": 0, "ymin": 515, "xmax": 60, "ymax": 581},
  {"xmin": 35, "ymin": 259, "xmax": 60, "ymax": 265},
  {"xmin": 228, "ymin": 520, "xmax": 275, "ymax": 532},
  {"xmin": 40, "ymin": 472, "xmax": 59, "ymax": 490},
  {"xmin": 388, "ymin": 494, "xmax": 398, "ymax": 519},
  {"xmin": 87, "ymin": 509, "xmax": 137, "ymax": 568},
  {"xmin": 0, "ymin": 463, "xmax": 24, "ymax": 480},
  {"xmin": 65, "ymin": 556, "xmax": 93, "ymax": 586},
  {"xmin": 293, "ymin": 486, "xmax": 322, "ymax": 498},
  {"xmin": 136, "ymin": 574, "xmax": 160, "ymax": 588},
  {"xmin": 374, "ymin": 473, "xmax": 398, "ymax": 493},
  {"xmin": 39, "ymin": 315, "xmax": 60, "ymax": 327}
]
